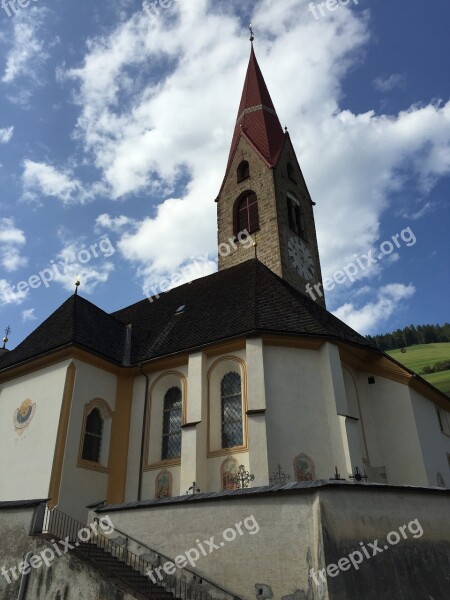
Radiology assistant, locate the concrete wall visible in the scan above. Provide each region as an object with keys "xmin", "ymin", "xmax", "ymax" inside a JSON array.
[
  {"xmin": 95, "ymin": 485, "xmax": 450, "ymax": 600},
  {"xmin": 0, "ymin": 362, "xmax": 70, "ymax": 501},
  {"xmin": 320, "ymin": 487, "xmax": 450, "ymax": 600},
  {"xmin": 0, "ymin": 505, "xmax": 134, "ymax": 600}
]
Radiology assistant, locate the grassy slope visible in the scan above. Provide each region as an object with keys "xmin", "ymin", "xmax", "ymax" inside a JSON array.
[{"xmin": 387, "ymin": 343, "xmax": 450, "ymax": 396}]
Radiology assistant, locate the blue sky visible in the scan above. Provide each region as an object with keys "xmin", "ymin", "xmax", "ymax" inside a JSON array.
[{"xmin": 0, "ymin": 0, "xmax": 449, "ymax": 349}]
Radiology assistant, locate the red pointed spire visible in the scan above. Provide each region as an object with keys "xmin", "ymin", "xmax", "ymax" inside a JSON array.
[{"xmin": 224, "ymin": 45, "xmax": 286, "ymax": 178}]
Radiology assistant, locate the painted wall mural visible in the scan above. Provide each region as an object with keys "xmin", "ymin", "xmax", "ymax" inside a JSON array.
[
  {"xmin": 155, "ymin": 470, "xmax": 172, "ymax": 499},
  {"xmin": 221, "ymin": 456, "xmax": 239, "ymax": 491},
  {"xmin": 293, "ymin": 454, "xmax": 315, "ymax": 482},
  {"xmin": 13, "ymin": 399, "xmax": 36, "ymax": 432}
]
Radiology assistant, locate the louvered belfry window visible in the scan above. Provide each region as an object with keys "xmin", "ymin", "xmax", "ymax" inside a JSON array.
[
  {"xmin": 82, "ymin": 408, "xmax": 103, "ymax": 463},
  {"xmin": 221, "ymin": 372, "xmax": 243, "ymax": 449},
  {"xmin": 236, "ymin": 192, "xmax": 259, "ymax": 234},
  {"xmin": 162, "ymin": 387, "xmax": 182, "ymax": 460}
]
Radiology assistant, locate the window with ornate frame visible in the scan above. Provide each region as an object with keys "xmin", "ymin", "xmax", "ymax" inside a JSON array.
[
  {"xmin": 234, "ymin": 191, "xmax": 259, "ymax": 236},
  {"xmin": 78, "ymin": 398, "xmax": 113, "ymax": 472},
  {"xmin": 161, "ymin": 387, "xmax": 182, "ymax": 460},
  {"xmin": 221, "ymin": 372, "xmax": 243, "ymax": 449},
  {"xmin": 82, "ymin": 408, "xmax": 103, "ymax": 462},
  {"xmin": 208, "ymin": 356, "xmax": 248, "ymax": 456}
]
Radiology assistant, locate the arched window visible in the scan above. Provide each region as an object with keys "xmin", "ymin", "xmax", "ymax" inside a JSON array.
[
  {"xmin": 235, "ymin": 192, "xmax": 259, "ymax": 235},
  {"xmin": 82, "ymin": 408, "xmax": 103, "ymax": 463},
  {"xmin": 237, "ymin": 160, "xmax": 250, "ymax": 182},
  {"xmin": 161, "ymin": 387, "xmax": 182, "ymax": 460},
  {"xmin": 287, "ymin": 162, "xmax": 296, "ymax": 182},
  {"xmin": 221, "ymin": 372, "xmax": 243, "ymax": 449},
  {"xmin": 287, "ymin": 194, "xmax": 305, "ymax": 238}
]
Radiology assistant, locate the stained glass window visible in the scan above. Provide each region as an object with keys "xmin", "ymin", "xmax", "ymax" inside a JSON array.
[
  {"xmin": 221, "ymin": 372, "xmax": 243, "ymax": 449},
  {"xmin": 82, "ymin": 408, "xmax": 103, "ymax": 463},
  {"xmin": 162, "ymin": 387, "xmax": 182, "ymax": 460}
]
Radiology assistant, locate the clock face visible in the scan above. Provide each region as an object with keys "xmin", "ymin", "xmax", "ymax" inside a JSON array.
[{"xmin": 288, "ymin": 236, "xmax": 315, "ymax": 280}]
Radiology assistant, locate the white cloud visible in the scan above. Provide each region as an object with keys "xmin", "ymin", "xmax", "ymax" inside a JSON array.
[
  {"xmin": 0, "ymin": 127, "xmax": 14, "ymax": 143},
  {"xmin": 373, "ymin": 73, "xmax": 406, "ymax": 93},
  {"xmin": 51, "ymin": 235, "xmax": 116, "ymax": 294},
  {"xmin": 332, "ymin": 283, "xmax": 416, "ymax": 334},
  {"xmin": 22, "ymin": 160, "xmax": 104, "ymax": 205},
  {"xmin": 21, "ymin": 308, "xmax": 37, "ymax": 322},
  {"xmin": 0, "ymin": 218, "xmax": 27, "ymax": 272},
  {"xmin": 1, "ymin": 7, "xmax": 49, "ymax": 85},
  {"xmin": 95, "ymin": 213, "xmax": 135, "ymax": 234},
  {"xmin": 0, "ymin": 279, "xmax": 28, "ymax": 306},
  {"xmin": 58, "ymin": 1, "xmax": 450, "ymax": 326}
]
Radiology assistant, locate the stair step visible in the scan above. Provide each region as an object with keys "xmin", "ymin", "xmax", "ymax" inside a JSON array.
[{"xmin": 44, "ymin": 536, "xmax": 184, "ymax": 599}]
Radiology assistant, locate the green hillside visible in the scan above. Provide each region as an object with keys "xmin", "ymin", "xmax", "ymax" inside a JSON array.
[{"xmin": 387, "ymin": 343, "xmax": 450, "ymax": 396}]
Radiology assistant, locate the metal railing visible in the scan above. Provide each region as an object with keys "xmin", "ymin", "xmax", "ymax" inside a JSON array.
[{"xmin": 41, "ymin": 506, "xmax": 240, "ymax": 600}]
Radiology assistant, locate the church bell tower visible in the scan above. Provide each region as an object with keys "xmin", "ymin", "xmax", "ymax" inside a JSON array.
[{"xmin": 216, "ymin": 39, "xmax": 325, "ymax": 307}]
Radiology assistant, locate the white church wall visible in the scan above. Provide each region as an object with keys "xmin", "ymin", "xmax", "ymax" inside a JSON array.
[
  {"xmin": 125, "ymin": 374, "xmax": 146, "ymax": 502},
  {"xmin": 263, "ymin": 344, "xmax": 341, "ymax": 481},
  {"xmin": 0, "ymin": 361, "xmax": 71, "ymax": 501},
  {"xmin": 409, "ymin": 388, "xmax": 450, "ymax": 488},
  {"xmin": 57, "ymin": 360, "xmax": 117, "ymax": 520},
  {"xmin": 125, "ymin": 366, "xmax": 188, "ymax": 502},
  {"xmin": 354, "ymin": 371, "xmax": 428, "ymax": 486}
]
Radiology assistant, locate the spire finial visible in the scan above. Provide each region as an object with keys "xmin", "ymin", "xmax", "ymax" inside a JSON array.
[
  {"xmin": 75, "ymin": 275, "xmax": 81, "ymax": 295},
  {"xmin": 2, "ymin": 325, "xmax": 11, "ymax": 349},
  {"xmin": 249, "ymin": 22, "xmax": 254, "ymax": 43}
]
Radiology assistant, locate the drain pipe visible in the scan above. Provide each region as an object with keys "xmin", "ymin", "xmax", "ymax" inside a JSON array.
[
  {"xmin": 17, "ymin": 552, "xmax": 33, "ymax": 600},
  {"xmin": 138, "ymin": 364, "xmax": 150, "ymax": 501}
]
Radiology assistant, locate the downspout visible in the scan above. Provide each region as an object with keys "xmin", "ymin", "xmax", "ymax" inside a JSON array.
[
  {"xmin": 17, "ymin": 552, "xmax": 33, "ymax": 600},
  {"xmin": 138, "ymin": 364, "xmax": 150, "ymax": 501}
]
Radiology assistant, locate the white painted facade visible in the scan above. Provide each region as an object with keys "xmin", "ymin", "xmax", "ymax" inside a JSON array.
[
  {"xmin": 1, "ymin": 338, "xmax": 449, "ymax": 521},
  {"xmin": 0, "ymin": 361, "xmax": 71, "ymax": 501}
]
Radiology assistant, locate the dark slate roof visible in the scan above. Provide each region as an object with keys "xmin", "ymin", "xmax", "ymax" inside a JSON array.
[
  {"xmin": 0, "ymin": 294, "xmax": 127, "ymax": 370},
  {"xmin": 111, "ymin": 259, "xmax": 372, "ymax": 364},
  {"xmin": 0, "ymin": 499, "xmax": 48, "ymax": 509},
  {"xmin": 96, "ymin": 480, "xmax": 450, "ymax": 513},
  {"xmin": 0, "ymin": 259, "xmax": 372, "ymax": 372}
]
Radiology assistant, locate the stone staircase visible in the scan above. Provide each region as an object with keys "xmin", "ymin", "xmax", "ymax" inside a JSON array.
[
  {"xmin": 73, "ymin": 542, "xmax": 179, "ymax": 600},
  {"xmin": 37, "ymin": 505, "xmax": 241, "ymax": 600}
]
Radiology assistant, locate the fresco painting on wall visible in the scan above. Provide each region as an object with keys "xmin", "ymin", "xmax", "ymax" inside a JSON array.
[
  {"xmin": 155, "ymin": 470, "xmax": 172, "ymax": 499},
  {"xmin": 221, "ymin": 456, "xmax": 239, "ymax": 491},
  {"xmin": 293, "ymin": 453, "xmax": 315, "ymax": 481},
  {"xmin": 13, "ymin": 399, "xmax": 36, "ymax": 433}
]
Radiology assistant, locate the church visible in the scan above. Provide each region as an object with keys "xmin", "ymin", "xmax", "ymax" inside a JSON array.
[{"xmin": 0, "ymin": 37, "xmax": 449, "ymax": 600}]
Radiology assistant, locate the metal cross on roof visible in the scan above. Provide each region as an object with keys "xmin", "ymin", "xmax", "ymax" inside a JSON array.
[
  {"xmin": 2, "ymin": 325, "xmax": 11, "ymax": 348},
  {"xmin": 186, "ymin": 481, "xmax": 201, "ymax": 495},
  {"xmin": 249, "ymin": 23, "xmax": 254, "ymax": 42},
  {"xmin": 232, "ymin": 465, "xmax": 255, "ymax": 489},
  {"xmin": 269, "ymin": 464, "xmax": 291, "ymax": 485},
  {"xmin": 349, "ymin": 467, "xmax": 368, "ymax": 483},
  {"xmin": 330, "ymin": 466, "xmax": 346, "ymax": 481}
]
